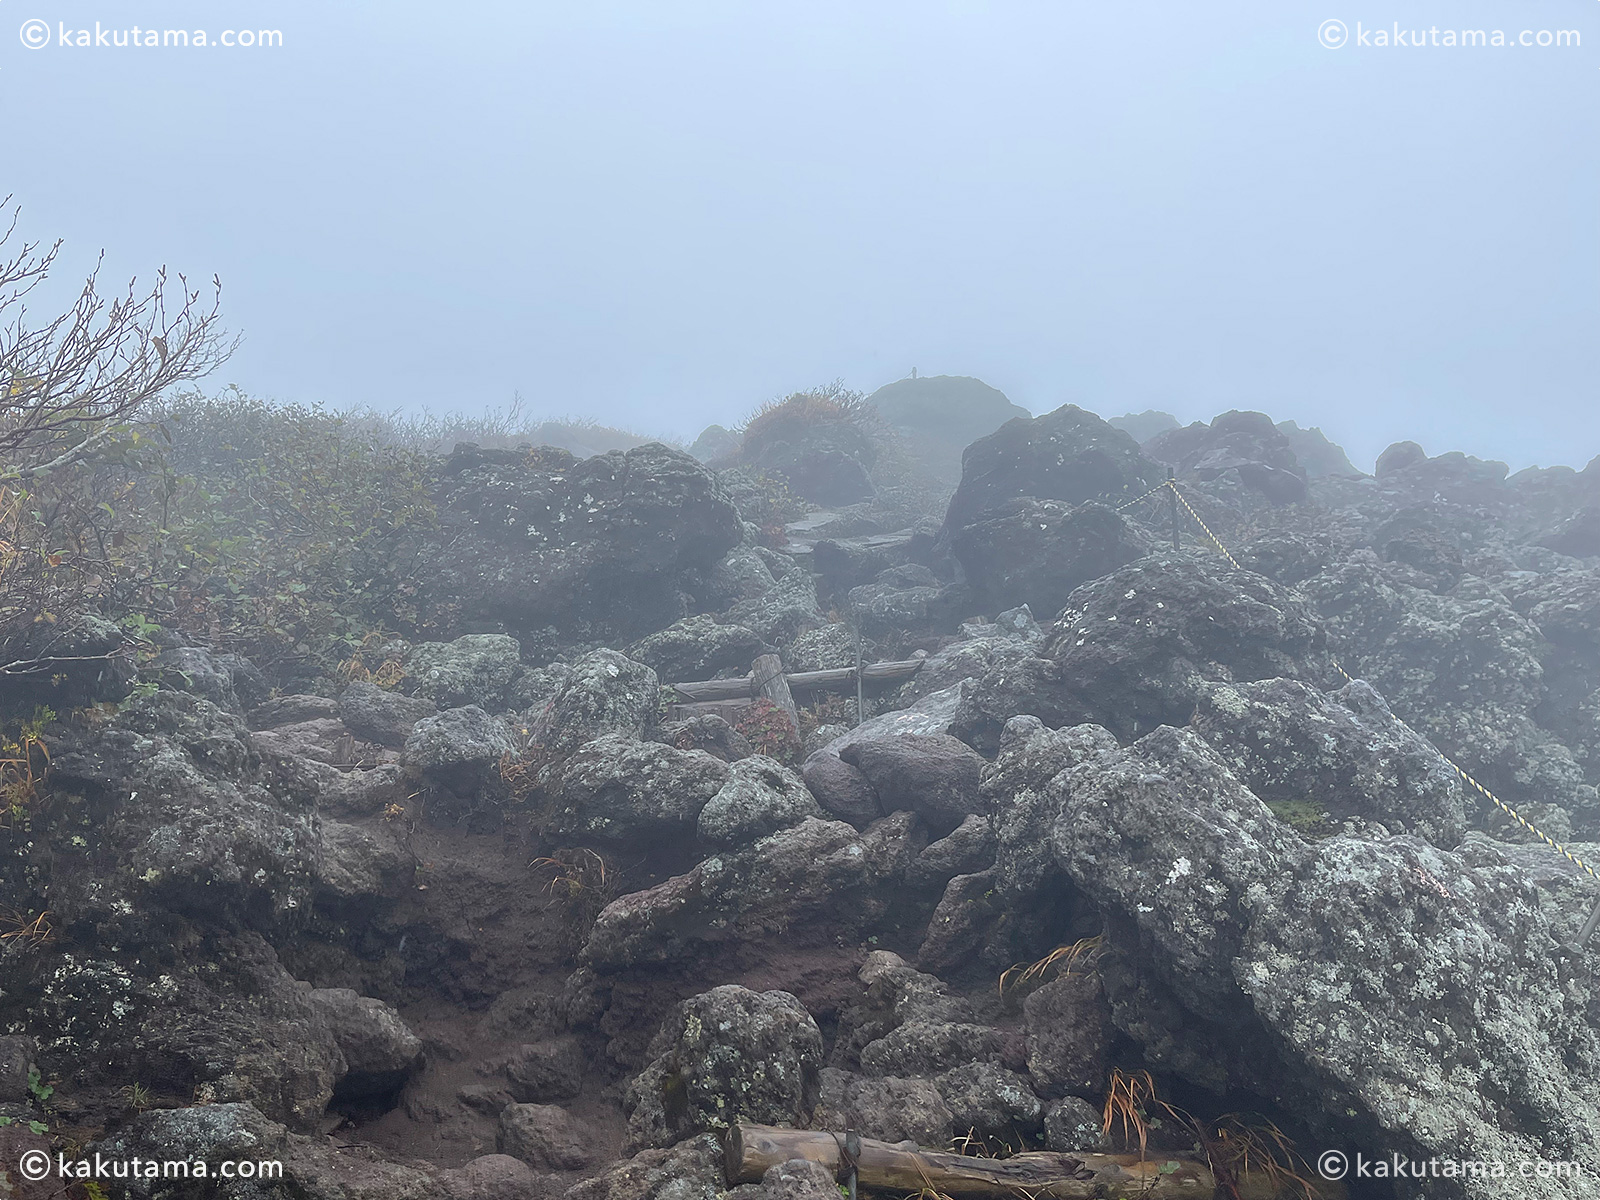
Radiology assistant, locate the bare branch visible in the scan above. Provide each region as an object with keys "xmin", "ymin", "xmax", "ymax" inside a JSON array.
[{"xmin": 0, "ymin": 203, "xmax": 236, "ymax": 469}]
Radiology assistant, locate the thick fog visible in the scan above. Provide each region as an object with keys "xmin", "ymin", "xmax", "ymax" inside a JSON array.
[{"xmin": 7, "ymin": 0, "xmax": 1595, "ymax": 469}]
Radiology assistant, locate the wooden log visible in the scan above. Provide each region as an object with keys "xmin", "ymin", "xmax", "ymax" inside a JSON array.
[
  {"xmin": 752, "ymin": 654, "xmax": 800, "ymax": 738},
  {"xmin": 665, "ymin": 699, "xmax": 754, "ymax": 724},
  {"xmin": 725, "ymin": 1125, "xmax": 1215, "ymax": 1199},
  {"xmin": 668, "ymin": 657, "xmax": 924, "ymax": 703}
]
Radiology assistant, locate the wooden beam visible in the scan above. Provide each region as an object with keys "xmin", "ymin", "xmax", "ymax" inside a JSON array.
[
  {"xmin": 726, "ymin": 1125, "xmax": 1216, "ymax": 1199},
  {"xmin": 669, "ymin": 657, "xmax": 924, "ymax": 703},
  {"xmin": 752, "ymin": 654, "xmax": 800, "ymax": 739}
]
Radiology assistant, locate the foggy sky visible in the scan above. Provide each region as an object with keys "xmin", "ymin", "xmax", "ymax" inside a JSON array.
[{"xmin": 6, "ymin": 0, "xmax": 1596, "ymax": 470}]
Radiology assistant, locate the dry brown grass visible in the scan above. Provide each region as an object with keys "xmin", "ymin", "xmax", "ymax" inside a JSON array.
[
  {"xmin": 1101, "ymin": 1068, "xmax": 1321, "ymax": 1199},
  {"xmin": 998, "ymin": 935, "xmax": 1102, "ymax": 998}
]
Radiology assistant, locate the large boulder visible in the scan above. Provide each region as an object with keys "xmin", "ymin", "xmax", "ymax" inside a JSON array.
[
  {"xmin": 811, "ymin": 1067, "xmax": 953, "ymax": 1146},
  {"xmin": 339, "ymin": 681, "xmax": 438, "ymax": 746},
  {"xmin": 839, "ymin": 733, "xmax": 984, "ymax": 832},
  {"xmin": 1189, "ymin": 676, "xmax": 1467, "ymax": 846},
  {"xmin": 581, "ymin": 815, "xmax": 922, "ymax": 975},
  {"xmin": 528, "ymin": 650, "xmax": 660, "ymax": 759},
  {"xmin": 403, "ymin": 706, "xmax": 517, "ymax": 787},
  {"xmin": 405, "ymin": 634, "xmax": 526, "ymax": 710},
  {"xmin": 1303, "ymin": 554, "xmax": 1597, "ymax": 838},
  {"xmin": 938, "ymin": 404, "xmax": 1163, "ymax": 613},
  {"xmin": 45, "ymin": 690, "xmax": 319, "ymax": 935},
  {"xmin": 1143, "ymin": 410, "xmax": 1308, "ymax": 504},
  {"xmin": 422, "ymin": 442, "xmax": 741, "ymax": 642},
  {"xmin": 946, "ymin": 498, "xmax": 1151, "ymax": 616},
  {"xmin": 304, "ymin": 987, "xmax": 424, "ymax": 1099},
  {"xmin": 626, "ymin": 615, "xmax": 767, "ymax": 682},
  {"xmin": 952, "ymin": 553, "xmax": 1325, "ymax": 752},
  {"xmin": 941, "ymin": 403, "xmax": 1161, "ymax": 535},
  {"xmin": 545, "ymin": 734, "xmax": 729, "ymax": 847},
  {"xmin": 696, "ymin": 755, "xmax": 823, "ymax": 846},
  {"xmin": 990, "ymin": 719, "xmax": 1600, "ymax": 1198},
  {"xmin": 624, "ymin": 986, "xmax": 823, "ymax": 1150}
]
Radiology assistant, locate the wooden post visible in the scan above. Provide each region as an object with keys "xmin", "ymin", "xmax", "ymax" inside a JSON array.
[{"xmin": 752, "ymin": 654, "xmax": 800, "ymax": 740}]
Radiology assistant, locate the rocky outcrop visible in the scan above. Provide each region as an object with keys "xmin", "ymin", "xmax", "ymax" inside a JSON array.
[
  {"xmin": 423, "ymin": 441, "xmax": 741, "ymax": 642},
  {"xmin": 545, "ymin": 734, "xmax": 730, "ymax": 848},
  {"xmin": 1143, "ymin": 410, "xmax": 1308, "ymax": 504},
  {"xmin": 626, "ymin": 614, "xmax": 767, "ymax": 681},
  {"xmin": 624, "ymin": 986, "xmax": 822, "ymax": 1150},
  {"xmin": 952, "ymin": 553, "xmax": 1326, "ymax": 751},
  {"xmin": 529, "ymin": 650, "xmax": 660, "ymax": 758},
  {"xmin": 986, "ymin": 717, "xmax": 1600, "ymax": 1199}
]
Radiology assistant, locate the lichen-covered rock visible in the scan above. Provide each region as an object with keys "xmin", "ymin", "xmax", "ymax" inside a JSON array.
[
  {"xmin": 997, "ymin": 719, "xmax": 1600, "ymax": 1198},
  {"xmin": 727, "ymin": 562, "xmax": 826, "ymax": 649},
  {"xmin": 941, "ymin": 403, "xmax": 1161, "ymax": 536},
  {"xmin": 627, "ymin": 615, "xmax": 768, "ymax": 682},
  {"xmin": 899, "ymin": 609, "xmax": 1043, "ymax": 704},
  {"xmin": 1043, "ymin": 1096, "xmax": 1110, "ymax": 1153},
  {"xmin": 46, "ymin": 690, "xmax": 319, "ymax": 934},
  {"xmin": 783, "ymin": 621, "xmax": 864, "ymax": 672},
  {"xmin": 406, "ymin": 633, "xmax": 527, "ymax": 710},
  {"xmin": 858, "ymin": 1022, "xmax": 1003, "ymax": 1079},
  {"xmin": 1189, "ymin": 676, "xmax": 1467, "ymax": 846},
  {"xmin": 339, "ymin": 681, "xmax": 439, "ymax": 746},
  {"xmin": 847, "ymin": 565, "xmax": 965, "ymax": 641},
  {"xmin": 305, "ymin": 986, "xmax": 424, "ymax": 1099},
  {"xmin": 545, "ymin": 734, "xmax": 729, "ymax": 847},
  {"xmin": 403, "ymin": 705, "xmax": 517, "ymax": 785},
  {"xmin": 423, "ymin": 442, "xmax": 741, "ymax": 643},
  {"xmin": 935, "ymin": 1060, "xmax": 1042, "ymax": 1140},
  {"xmin": 657, "ymin": 713, "xmax": 754, "ymax": 763},
  {"xmin": 955, "ymin": 553, "xmax": 1325, "ymax": 752},
  {"xmin": 697, "ymin": 754, "xmax": 823, "ymax": 846},
  {"xmin": 1302, "ymin": 553, "xmax": 1596, "ymax": 838},
  {"xmin": 624, "ymin": 986, "xmax": 822, "ymax": 1150},
  {"xmin": 563, "ymin": 1134, "xmax": 724, "ymax": 1200},
  {"xmin": 530, "ymin": 650, "xmax": 660, "ymax": 759},
  {"xmin": 810, "ymin": 1067, "xmax": 953, "ymax": 1146}
]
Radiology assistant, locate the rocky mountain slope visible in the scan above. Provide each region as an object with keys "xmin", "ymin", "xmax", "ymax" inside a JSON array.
[{"xmin": 3, "ymin": 398, "xmax": 1598, "ymax": 1200}]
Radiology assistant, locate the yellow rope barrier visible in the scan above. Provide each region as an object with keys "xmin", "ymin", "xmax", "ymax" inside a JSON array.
[{"xmin": 1163, "ymin": 479, "xmax": 1600, "ymax": 887}]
